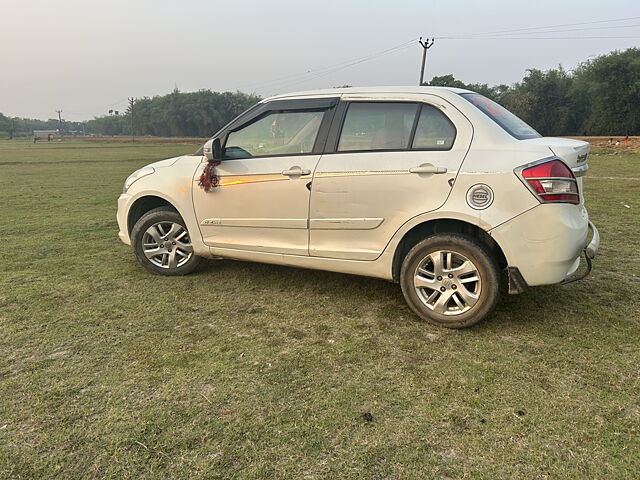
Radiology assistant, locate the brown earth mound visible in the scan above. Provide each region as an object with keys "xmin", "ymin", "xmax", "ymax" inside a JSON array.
[{"xmin": 566, "ymin": 136, "xmax": 640, "ymax": 153}]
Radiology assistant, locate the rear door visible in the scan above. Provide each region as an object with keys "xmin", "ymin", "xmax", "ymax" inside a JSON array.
[{"xmin": 309, "ymin": 94, "xmax": 473, "ymax": 260}]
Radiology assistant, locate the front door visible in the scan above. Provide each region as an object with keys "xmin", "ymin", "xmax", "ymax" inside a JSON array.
[
  {"xmin": 309, "ymin": 96, "xmax": 473, "ymax": 260},
  {"xmin": 193, "ymin": 105, "xmax": 332, "ymax": 255}
]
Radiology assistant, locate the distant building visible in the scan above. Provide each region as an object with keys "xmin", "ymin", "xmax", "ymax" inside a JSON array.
[{"xmin": 33, "ymin": 129, "xmax": 60, "ymax": 142}]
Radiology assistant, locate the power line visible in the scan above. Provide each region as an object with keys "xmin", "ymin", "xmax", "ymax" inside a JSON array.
[
  {"xmin": 253, "ymin": 40, "xmax": 417, "ymax": 91},
  {"xmin": 443, "ymin": 23, "xmax": 640, "ymax": 38},
  {"xmin": 63, "ymin": 98, "xmax": 129, "ymax": 116},
  {"xmin": 440, "ymin": 35, "xmax": 640, "ymax": 40},
  {"xmin": 103, "ymin": 98, "xmax": 129, "ymax": 109},
  {"xmin": 438, "ymin": 15, "xmax": 640, "ymax": 39},
  {"xmin": 265, "ymin": 41, "xmax": 417, "ymax": 94},
  {"xmin": 237, "ymin": 38, "xmax": 417, "ymax": 92},
  {"xmin": 258, "ymin": 19, "xmax": 639, "ymax": 94}
]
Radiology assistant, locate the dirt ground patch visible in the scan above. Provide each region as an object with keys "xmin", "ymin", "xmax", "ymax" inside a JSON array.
[{"xmin": 566, "ymin": 136, "xmax": 640, "ymax": 153}]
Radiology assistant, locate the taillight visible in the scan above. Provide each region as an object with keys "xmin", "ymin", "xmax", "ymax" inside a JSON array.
[{"xmin": 517, "ymin": 159, "xmax": 579, "ymax": 204}]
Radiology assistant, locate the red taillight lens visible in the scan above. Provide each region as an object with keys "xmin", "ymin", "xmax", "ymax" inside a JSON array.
[{"xmin": 519, "ymin": 159, "xmax": 579, "ymax": 204}]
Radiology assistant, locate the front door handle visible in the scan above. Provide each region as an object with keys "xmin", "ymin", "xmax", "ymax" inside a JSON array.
[
  {"xmin": 282, "ymin": 166, "xmax": 311, "ymax": 177},
  {"xmin": 409, "ymin": 164, "xmax": 448, "ymax": 174}
]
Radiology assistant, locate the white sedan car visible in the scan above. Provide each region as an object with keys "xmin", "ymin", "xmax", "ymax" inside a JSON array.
[{"xmin": 117, "ymin": 87, "xmax": 599, "ymax": 328}]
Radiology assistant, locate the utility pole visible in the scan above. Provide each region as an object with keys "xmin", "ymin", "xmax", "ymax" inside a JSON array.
[
  {"xmin": 56, "ymin": 109, "xmax": 64, "ymax": 139},
  {"xmin": 128, "ymin": 97, "xmax": 136, "ymax": 143},
  {"xmin": 418, "ymin": 37, "xmax": 435, "ymax": 86}
]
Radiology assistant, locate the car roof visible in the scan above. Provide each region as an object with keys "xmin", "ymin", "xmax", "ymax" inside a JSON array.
[{"xmin": 263, "ymin": 86, "xmax": 473, "ymax": 102}]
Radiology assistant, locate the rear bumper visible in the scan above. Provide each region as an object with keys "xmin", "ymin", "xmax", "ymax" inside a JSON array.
[
  {"xmin": 490, "ymin": 204, "xmax": 596, "ymax": 287},
  {"xmin": 558, "ymin": 221, "xmax": 599, "ymax": 285},
  {"xmin": 585, "ymin": 221, "xmax": 599, "ymax": 260}
]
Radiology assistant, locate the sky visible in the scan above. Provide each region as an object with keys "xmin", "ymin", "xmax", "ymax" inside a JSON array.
[{"xmin": 1, "ymin": 0, "xmax": 639, "ymax": 121}]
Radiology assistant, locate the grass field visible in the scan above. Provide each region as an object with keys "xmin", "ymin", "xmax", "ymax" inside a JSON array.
[{"xmin": 0, "ymin": 139, "xmax": 638, "ymax": 479}]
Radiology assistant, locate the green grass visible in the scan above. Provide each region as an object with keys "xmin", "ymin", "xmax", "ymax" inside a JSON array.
[{"xmin": 1, "ymin": 139, "xmax": 638, "ymax": 479}]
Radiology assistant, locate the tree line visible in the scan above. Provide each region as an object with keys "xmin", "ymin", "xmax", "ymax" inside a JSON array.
[
  {"xmin": 1, "ymin": 48, "xmax": 639, "ymax": 139},
  {"xmin": 0, "ymin": 114, "xmax": 88, "ymax": 139},
  {"xmin": 86, "ymin": 89, "xmax": 261, "ymax": 137},
  {"xmin": 425, "ymin": 47, "xmax": 640, "ymax": 136},
  {"xmin": 0, "ymin": 89, "xmax": 260, "ymax": 139}
]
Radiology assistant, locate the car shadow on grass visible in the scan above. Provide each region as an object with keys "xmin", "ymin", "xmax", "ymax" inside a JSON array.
[
  {"xmin": 196, "ymin": 256, "xmax": 400, "ymax": 298},
  {"xmin": 193, "ymin": 257, "xmax": 590, "ymax": 332}
]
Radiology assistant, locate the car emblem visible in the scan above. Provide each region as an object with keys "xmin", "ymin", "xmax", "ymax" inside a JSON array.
[{"xmin": 466, "ymin": 184, "xmax": 494, "ymax": 210}]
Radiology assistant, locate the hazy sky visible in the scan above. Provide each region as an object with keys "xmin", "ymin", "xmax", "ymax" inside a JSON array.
[{"xmin": 1, "ymin": 0, "xmax": 638, "ymax": 121}]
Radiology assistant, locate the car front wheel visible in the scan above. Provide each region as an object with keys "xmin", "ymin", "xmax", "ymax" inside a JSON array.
[
  {"xmin": 131, "ymin": 207, "xmax": 202, "ymax": 275},
  {"xmin": 400, "ymin": 233, "xmax": 500, "ymax": 328}
]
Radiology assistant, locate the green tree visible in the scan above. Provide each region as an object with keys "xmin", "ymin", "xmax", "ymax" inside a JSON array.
[
  {"xmin": 573, "ymin": 48, "xmax": 640, "ymax": 135},
  {"xmin": 424, "ymin": 74, "xmax": 509, "ymax": 103},
  {"xmin": 89, "ymin": 89, "xmax": 261, "ymax": 137},
  {"xmin": 501, "ymin": 67, "xmax": 578, "ymax": 136},
  {"xmin": 0, "ymin": 112, "xmax": 9, "ymax": 138},
  {"xmin": 7, "ymin": 49, "xmax": 640, "ymax": 138}
]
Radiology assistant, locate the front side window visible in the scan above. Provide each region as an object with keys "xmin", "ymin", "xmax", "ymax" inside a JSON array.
[
  {"xmin": 412, "ymin": 105, "xmax": 456, "ymax": 150},
  {"xmin": 225, "ymin": 110, "xmax": 324, "ymax": 159},
  {"xmin": 460, "ymin": 93, "xmax": 540, "ymax": 140},
  {"xmin": 338, "ymin": 102, "xmax": 418, "ymax": 152}
]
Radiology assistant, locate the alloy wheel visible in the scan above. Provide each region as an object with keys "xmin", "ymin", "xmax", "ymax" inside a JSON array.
[
  {"xmin": 142, "ymin": 221, "xmax": 193, "ymax": 269},
  {"xmin": 413, "ymin": 250, "xmax": 481, "ymax": 315}
]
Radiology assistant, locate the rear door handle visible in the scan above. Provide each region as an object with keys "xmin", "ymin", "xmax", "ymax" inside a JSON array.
[
  {"xmin": 409, "ymin": 164, "xmax": 448, "ymax": 174},
  {"xmin": 282, "ymin": 166, "xmax": 311, "ymax": 176}
]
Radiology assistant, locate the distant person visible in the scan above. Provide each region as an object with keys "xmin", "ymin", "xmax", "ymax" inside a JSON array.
[
  {"xmin": 608, "ymin": 138, "xmax": 613, "ymax": 145},
  {"xmin": 33, "ymin": 135, "xmax": 37, "ymax": 144},
  {"xmin": 624, "ymin": 135, "xmax": 629, "ymax": 146},
  {"xmin": 615, "ymin": 140, "xmax": 620, "ymax": 146}
]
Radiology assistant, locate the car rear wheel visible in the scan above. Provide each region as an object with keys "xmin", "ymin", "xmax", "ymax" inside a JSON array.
[
  {"xmin": 400, "ymin": 233, "xmax": 500, "ymax": 328},
  {"xmin": 131, "ymin": 207, "xmax": 201, "ymax": 276}
]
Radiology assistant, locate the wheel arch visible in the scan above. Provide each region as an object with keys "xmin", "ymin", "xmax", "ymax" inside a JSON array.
[
  {"xmin": 391, "ymin": 218, "xmax": 507, "ymax": 282},
  {"xmin": 127, "ymin": 195, "xmax": 179, "ymax": 236}
]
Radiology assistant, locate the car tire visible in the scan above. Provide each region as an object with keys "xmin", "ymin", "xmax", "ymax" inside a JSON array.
[
  {"xmin": 400, "ymin": 233, "xmax": 500, "ymax": 328},
  {"xmin": 131, "ymin": 207, "xmax": 202, "ymax": 276}
]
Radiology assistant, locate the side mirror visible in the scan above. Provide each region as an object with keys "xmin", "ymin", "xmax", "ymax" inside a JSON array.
[{"xmin": 203, "ymin": 138, "xmax": 223, "ymax": 161}]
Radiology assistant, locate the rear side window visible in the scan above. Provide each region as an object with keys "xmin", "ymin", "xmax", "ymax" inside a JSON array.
[
  {"xmin": 338, "ymin": 102, "xmax": 418, "ymax": 152},
  {"xmin": 461, "ymin": 93, "xmax": 540, "ymax": 140},
  {"xmin": 412, "ymin": 105, "xmax": 456, "ymax": 150}
]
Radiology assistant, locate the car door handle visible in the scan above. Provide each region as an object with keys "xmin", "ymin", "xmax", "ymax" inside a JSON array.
[
  {"xmin": 282, "ymin": 167, "xmax": 311, "ymax": 176},
  {"xmin": 409, "ymin": 164, "xmax": 448, "ymax": 174}
]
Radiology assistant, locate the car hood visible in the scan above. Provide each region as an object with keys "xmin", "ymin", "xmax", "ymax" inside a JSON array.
[{"xmin": 146, "ymin": 156, "xmax": 183, "ymax": 169}]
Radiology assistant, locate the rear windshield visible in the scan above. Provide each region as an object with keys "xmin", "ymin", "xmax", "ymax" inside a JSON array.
[{"xmin": 460, "ymin": 93, "xmax": 540, "ymax": 140}]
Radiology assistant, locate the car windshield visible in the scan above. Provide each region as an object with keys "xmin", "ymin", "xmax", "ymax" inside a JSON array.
[{"xmin": 460, "ymin": 93, "xmax": 541, "ymax": 140}]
